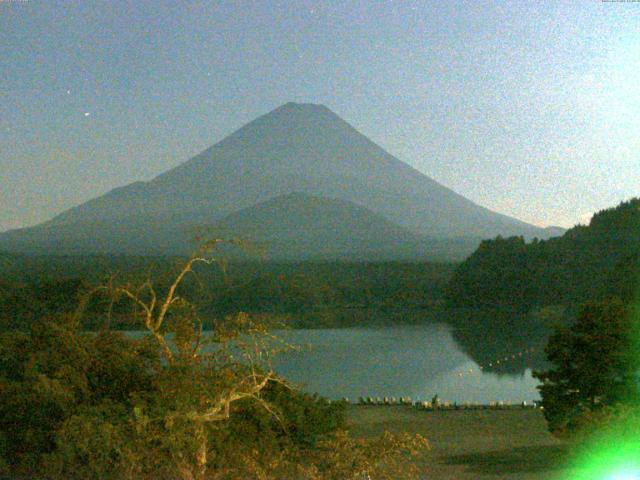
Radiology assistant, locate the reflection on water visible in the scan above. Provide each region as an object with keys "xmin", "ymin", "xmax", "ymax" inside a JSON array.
[
  {"xmin": 272, "ymin": 325, "xmax": 541, "ymax": 403},
  {"xmin": 125, "ymin": 323, "xmax": 543, "ymax": 403},
  {"xmin": 447, "ymin": 307, "xmax": 552, "ymax": 376}
]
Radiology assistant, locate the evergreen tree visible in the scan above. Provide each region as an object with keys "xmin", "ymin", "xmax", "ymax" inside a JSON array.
[{"xmin": 534, "ymin": 298, "xmax": 639, "ymax": 437}]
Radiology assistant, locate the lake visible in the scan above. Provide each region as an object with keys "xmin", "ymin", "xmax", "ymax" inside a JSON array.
[
  {"xmin": 270, "ymin": 324, "xmax": 541, "ymax": 404},
  {"xmin": 126, "ymin": 323, "xmax": 541, "ymax": 404}
]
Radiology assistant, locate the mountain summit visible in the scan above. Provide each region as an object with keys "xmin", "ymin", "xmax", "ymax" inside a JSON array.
[{"xmin": 1, "ymin": 103, "xmax": 556, "ymax": 258}]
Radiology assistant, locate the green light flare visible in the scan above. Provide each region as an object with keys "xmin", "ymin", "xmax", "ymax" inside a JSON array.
[
  {"xmin": 607, "ymin": 470, "xmax": 640, "ymax": 480},
  {"xmin": 560, "ymin": 282, "xmax": 640, "ymax": 480},
  {"xmin": 562, "ymin": 427, "xmax": 640, "ymax": 480}
]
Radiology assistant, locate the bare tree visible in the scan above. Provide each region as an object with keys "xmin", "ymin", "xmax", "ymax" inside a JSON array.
[
  {"xmin": 70, "ymin": 239, "xmax": 429, "ymax": 480},
  {"xmin": 79, "ymin": 239, "xmax": 289, "ymax": 480}
]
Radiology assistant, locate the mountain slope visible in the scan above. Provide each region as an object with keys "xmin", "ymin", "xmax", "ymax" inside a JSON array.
[
  {"xmin": 209, "ymin": 192, "xmax": 479, "ymax": 261},
  {"xmin": 0, "ymin": 193, "xmax": 480, "ymax": 260},
  {"xmin": 1, "ymin": 102, "xmax": 555, "ymax": 257}
]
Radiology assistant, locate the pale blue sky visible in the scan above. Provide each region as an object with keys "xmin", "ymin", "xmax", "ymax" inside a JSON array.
[{"xmin": 1, "ymin": 0, "xmax": 638, "ymax": 232}]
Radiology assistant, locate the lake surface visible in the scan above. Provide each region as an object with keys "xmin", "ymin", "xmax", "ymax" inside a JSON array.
[
  {"xmin": 126, "ymin": 324, "xmax": 541, "ymax": 404},
  {"xmin": 270, "ymin": 324, "xmax": 541, "ymax": 404}
]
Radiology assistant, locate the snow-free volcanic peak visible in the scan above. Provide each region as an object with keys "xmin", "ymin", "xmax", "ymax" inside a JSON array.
[{"xmin": 0, "ymin": 103, "xmax": 557, "ymax": 257}]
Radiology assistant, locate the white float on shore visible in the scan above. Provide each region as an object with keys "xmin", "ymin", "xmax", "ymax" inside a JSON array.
[{"xmin": 354, "ymin": 397, "xmax": 541, "ymax": 410}]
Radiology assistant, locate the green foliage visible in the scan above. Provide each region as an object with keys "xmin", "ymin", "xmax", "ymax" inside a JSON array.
[
  {"xmin": 0, "ymin": 289, "xmax": 427, "ymax": 479},
  {"xmin": 0, "ymin": 315, "xmax": 351, "ymax": 477},
  {"xmin": 446, "ymin": 236, "xmax": 538, "ymax": 310},
  {"xmin": 260, "ymin": 382, "xmax": 346, "ymax": 447},
  {"xmin": 443, "ymin": 199, "xmax": 640, "ymax": 373},
  {"xmin": 43, "ymin": 403, "xmax": 135, "ymax": 480},
  {"xmin": 446, "ymin": 198, "xmax": 640, "ymax": 312},
  {"xmin": 0, "ymin": 278, "xmax": 85, "ymax": 330},
  {"xmin": 0, "ymin": 260, "xmax": 456, "ymax": 331},
  {"xmin": 534, "ymin": 298, "xmax": 640, "ymax": 437},
  {"xmin": 0, "ymin": 239, "xmax": 433, "ymax": 478},
  {"xmin": 0, "ymin": 317, "xmax": 157, "ymax": 474}
]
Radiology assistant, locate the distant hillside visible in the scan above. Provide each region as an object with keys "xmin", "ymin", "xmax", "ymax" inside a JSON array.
[
  {"xmin": 0, "ymin": 194, "xmax": 481, "ymax": 261},
  {"xmin": 445, "ymin": 198, "xmax": 640, "ymax": 311},
  {"xmin": 0, "ymin": 102, "xmax": 555, "ymax": 259},
  {"xmin": 541, "ymin": 226, "xmax": 567, "ymax": 238},
  {"xmin": 210, "ymin": 193, "xmax": 480, "ymax": 261}
]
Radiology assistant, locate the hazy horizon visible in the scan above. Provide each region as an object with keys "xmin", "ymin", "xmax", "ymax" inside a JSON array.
[{"xmin": 2, "ymin": 0, "xmax": 638, "ymax": 232}]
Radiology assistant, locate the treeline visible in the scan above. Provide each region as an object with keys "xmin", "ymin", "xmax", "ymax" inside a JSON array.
[
  {"xmin": 0, "ymin": 278, "xmax": 86, "ymax": 331},
  {"xmin": 442, "ymin": 199, "xmax": 640, "ymax": 374},
  {"xmin": 0, "ymin": 253, "xmax": 429, "ymax": 478},
  {"xmin": 208, "ymin": 262, "xmax": 452, "ymax": 311},
  {"xmin": 0, "ymin": 257, "xmax": 456, "ymax": 330},
  {"xmin": 445, "ymin": 198, "xmax": 640, "ymax": 312}
]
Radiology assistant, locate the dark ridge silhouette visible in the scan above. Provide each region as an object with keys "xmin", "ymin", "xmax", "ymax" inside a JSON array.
[{"xmin": 446, "ymin": 198, "xmax": 640, "ymax": 310}]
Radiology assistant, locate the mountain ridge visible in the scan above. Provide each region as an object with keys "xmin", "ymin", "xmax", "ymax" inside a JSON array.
[
  {"xmin": 1, "ymin": 102, "xmax": 561, "ymax": 259},
  {"xmin": 209, "ymin": 192, "xmax": 472, "ymax": 261}
]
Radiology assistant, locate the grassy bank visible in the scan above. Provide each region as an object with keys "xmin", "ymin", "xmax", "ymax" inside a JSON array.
[{"xmin": 346, "ymin": 405, "xmax": 574, "ymax": 479}]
